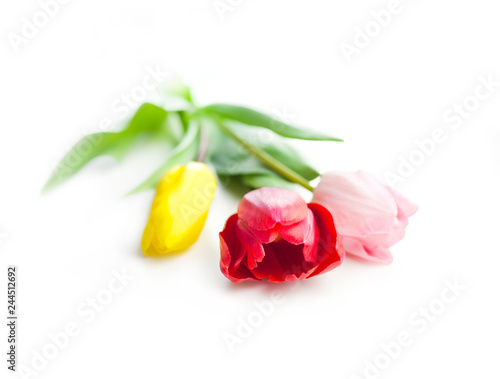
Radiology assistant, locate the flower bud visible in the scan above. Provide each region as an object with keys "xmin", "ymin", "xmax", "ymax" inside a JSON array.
[{"xmin": 142, "ymin": 162, "xmax": 217, "ymax": 256}]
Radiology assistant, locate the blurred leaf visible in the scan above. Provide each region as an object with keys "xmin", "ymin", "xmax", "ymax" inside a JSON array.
[
  {"xmin": 241, "ymin": 173, "xmax": 298, "ymax": 190},
  {"xmin": 161, "ymin": 77, "xmax": 192, "ymax": 102},
  {"xmin": 263, "ymin": 142, "xmax": 319, "ymax": 181},
  {"xmin": 203, "ymin": 104, "xmax": 342, "ymax": 142},
  {"xmin": 208, "ymin": 131, "xmax": 268, "ymax": 176},
  {"xmin": 208, "ymin": 124, "xmax": 320, "ymax": 181},
  {"xmin": 128, "ymin": 121, "xmax": 201, "ymax": 194},
  {"xmin": 43, "ymin": 103, "xmax": 168, "ymax": 193},
  {"xmin": 124, "ymin": 103, "xmax": 168, "ymax": 135},
  {"xmin": 159, "ymin": 77, "xmax": 194, "ymax": 111},
  {"xmin": 164, "ymin": 112, "xmax": 187, "ymax": 143}
]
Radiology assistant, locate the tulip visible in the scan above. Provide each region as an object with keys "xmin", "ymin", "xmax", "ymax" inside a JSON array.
[
  {"xmin": 142, "ymin": 162, "xmax": 217, "ymax": 256},
  {"xmin": 312, "ymin": 171, "xmax": 418, "ymax": 264},
  {"xmin": 219, "ymin": 187, "xmax": 345, "ymax": 283}
]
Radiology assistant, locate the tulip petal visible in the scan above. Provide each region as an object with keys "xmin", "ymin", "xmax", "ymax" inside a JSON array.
[
  {"xmin": 385, "ymin": 185, "xmax": 419, "ymax": 220},
  {"xmin": 219, "ymin": 188, "xmax": 345, "ymax": 283},
  {"xmin": 280, "ymin": 209, "xmax": 319, "ymax": 263},
  {"xmin": 236, "ymin": 220, "xmax": 266, "ymax": 270},
  {"xmin": 306, "ymin": 203, "xmax": 345, "ymax": 278},
  {"xmin": 312, "ymin": 171, "xmax": 398, "ymax": 237},
  {"xmin": 142, "ymin": 162, "xmax": 217, "ymax": 255},
  {"xmin": 219, "ymin": 214, "xmax": 257, "ymax": 282},
  {"xmin": 312, "ymin": 170, "xmax": 417, "ymax": 264},
  {"xmin": 342, "ymin": 237, "xmax": 393, "ymax": 264},
  {"xmin": 141, "ymin": 220, "xmax": 155, "ymax": 255},
  {"xmin": 238, "ymin": 187, "xmax": 308, "ymax": 231},
  {"xmin": 252, "ymin": 239, "xmax": 317, "ymax": 282},
  {"xmin": 244, "ymin": 225, "xmax": 281, "ymax": 244}
]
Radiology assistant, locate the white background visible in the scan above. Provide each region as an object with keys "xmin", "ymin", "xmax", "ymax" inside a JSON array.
[{"xmin": 1, "ymin": 0, "xmax": 499, "ymax": 378}]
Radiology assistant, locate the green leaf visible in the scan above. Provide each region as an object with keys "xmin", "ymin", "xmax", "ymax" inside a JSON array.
[
  {"xmin": 158, "ymin": 78, "xmax": 194, "ymax": 111},
  {"xmin": 207, "ymin": 124, "xmax": 320, "ymax": 181},
  {"xmin": 203, "ymin": 104, "xmax": 342, "ymax": 142},
  {"xmin": 124, "ymin": 103, "xmax": 169, "ymax": 135},
  {"xmin": 208, "ymin": 130, "xmax": 269, "ymax": 176},
  {"xmin": 263, "ymin": 141, "xmax": 319, "ymax": 181},
  {"xmin": 128, "ymin": 121, "xmax": 201, "ymax": 194},
  {"xmin": 43, "ymin": 103, "xmax": 168, "ymax": 193},
  {"xmin": 161, "ymin": 77, "xmax": 193, "ymax": 103},
  {"xmin": 241, "ymin": 173, "xmax": 299, "ymax": 190}
]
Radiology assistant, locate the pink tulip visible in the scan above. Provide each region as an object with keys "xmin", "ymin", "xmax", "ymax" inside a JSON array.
[
  {"xmin": 220, "ymin": 187, "xmax": 345, "ymax": 283},
  {"xmin": 312, "ymin": 171, "xmax": 418, "ymax": 264}
]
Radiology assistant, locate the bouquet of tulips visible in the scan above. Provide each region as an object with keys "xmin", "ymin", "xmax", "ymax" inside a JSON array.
[{"xmin": 45, "ymin": 80, "xmax": 417, "ymax": 283}]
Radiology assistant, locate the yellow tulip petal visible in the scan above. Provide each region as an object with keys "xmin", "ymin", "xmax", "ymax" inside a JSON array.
[{"xmin": 141, "ymin": 162, "xmax": 217, "ymax": 256}]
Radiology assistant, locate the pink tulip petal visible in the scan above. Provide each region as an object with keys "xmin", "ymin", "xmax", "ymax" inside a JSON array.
[
  {"xmin": 342, "ymin": 237, "xmax": 393, "ymax": 264},
  {"xmin": 361, "ymin": 215, "xmax": 408, "ymax": 248},
  {"xmin": 312, "ymin": 171, "xmax": 398, "ymax": 237},
  {"xmin": 312, "ymin": 171, "xmax": 417, "ymax": 264},
  {"xmin": 385, "ymin": 185, "xmax": 419, "ymax": 219}
]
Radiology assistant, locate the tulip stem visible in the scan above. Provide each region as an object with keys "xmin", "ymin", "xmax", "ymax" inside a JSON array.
[
  {"xmin": 212, "ymin": 117, "xmax": 314, "ymax": 192},
  {"xmin": 196, "ymin": 123, "xmax": 209, "ymax": 162}
]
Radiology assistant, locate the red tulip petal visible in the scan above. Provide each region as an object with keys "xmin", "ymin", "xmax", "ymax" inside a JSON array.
[
  {"xmin": 280, "ymin": 209, "xmax": 319, "ymax": 263},
  {"xmin": 252, "ymin": 239, "xmax": 318, "ymax": 282},
  {"xmin": 306, "ymin": 203, "xmax": 345, "ymax": 278},
  {"xmin": 219, "ymin": 214, "xmax": 257, "ymax": 282},
  {"xmin": 238, "ymin": 187, "xmax": 308, "ymax": 231},
  {"xmin": 220, "ymin": 190, "xmax": 345, "ymax": 283},
  {"xmin": 245, "ymin": 224, "xmax": 281, "ymax": 244},
  {"xmin": 236, "ymin": 220, "xmax": 266, "ymax": 270},
  {"xmin": 220, "ymin": 236, "xmax": 239, "ymax": 282}
]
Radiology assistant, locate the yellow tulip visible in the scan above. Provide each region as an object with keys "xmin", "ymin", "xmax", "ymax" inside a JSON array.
[{"xmin": 141, "ymin": 162, "xmax": 217, "ymax": 256}]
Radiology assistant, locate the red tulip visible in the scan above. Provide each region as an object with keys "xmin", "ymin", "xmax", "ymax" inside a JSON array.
[{"xmin": 219, "ymin": 187, "xmax": 345, "ymax": 283}]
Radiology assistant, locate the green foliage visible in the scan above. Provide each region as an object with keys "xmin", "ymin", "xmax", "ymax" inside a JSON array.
[
  {"xmin": 43, "ymin": 103, "xmax": 168, "ymax": 192},
  {"xmin": 203, "ymin": 104, "xmax": 343, "ymax": 142},
  {"xmin": 44, "ymin": 81, "xmax": 343, "ymax": 196},
  {"xmin": 208, "ymin": 124, "xmax": 320, "ymax": 181},
  {"xmin": 128, "ymin": 121, "xmax": 201, "ymax": 194}
]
